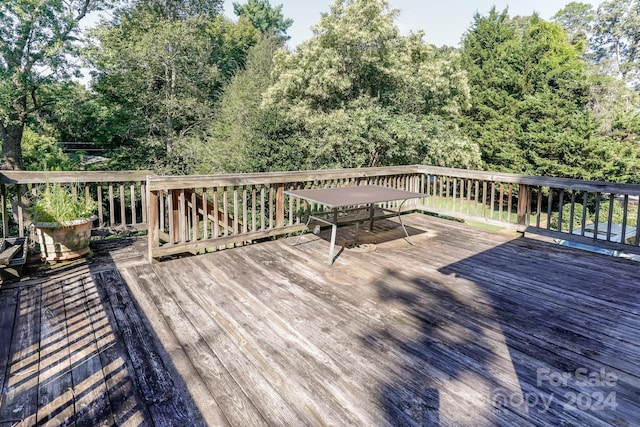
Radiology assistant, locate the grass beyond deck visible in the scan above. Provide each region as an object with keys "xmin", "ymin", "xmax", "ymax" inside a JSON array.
[{"xmin": 1, "ymin": 213, "xmax": 639, "ymax": 426}]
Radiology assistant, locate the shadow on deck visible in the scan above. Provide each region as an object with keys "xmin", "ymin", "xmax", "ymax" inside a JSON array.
[
  {"xmin": 0, "ymin": 238, "xmax": 206, "ymax": 426},
  {"xmin": 1, "ymin": 213, "xmax": 638, "ymax": 426}
]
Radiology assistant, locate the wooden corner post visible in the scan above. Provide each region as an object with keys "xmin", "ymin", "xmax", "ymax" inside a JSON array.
[
  {"xmin": 275, "ymin": 183, "xmax": 285, "ymax": 229},
  {"xmin": 147, "ymin": 176, "xmax": 159, "ymax": 263},
  {"xmin": 517, "ymin": 184, "xmax": 531, "ymax": 226}
]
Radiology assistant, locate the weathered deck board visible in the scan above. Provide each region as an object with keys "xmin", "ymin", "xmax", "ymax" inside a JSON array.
[
  {"xmin": 0, "ymin": 240, "xmax": 204, "ymax": 426},
  {"xmin": 0, "ymin": 284, "xmax": 41, "ymax": 425},
  {"xmin": 127, "ymin": 263, "xmax": 264, "ymax": 427},
  {"xmin": 152, "ymin": 262, "xmax": 306, "ymax": 426},
  {"xmin": 36, "ymin": 280, "xmax": 75, "ymax": 426},
  {"xmin": 95, "ymin": 268, "xmax": 202, "ymax": 426},
  {"xmin": 1, "ymin": 213, "xmax": 639, "ymax": 426},
  {"xmin": 126, "ymin": 213, "xmax": 639, "ymax": 427}
]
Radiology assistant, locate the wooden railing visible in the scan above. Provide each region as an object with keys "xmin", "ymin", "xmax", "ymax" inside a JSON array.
[
  {"xmin": 416, "ymin": 166, "xmax": 640, "ymax": 255},
  {"xmin": 0, "ymin": 170, "xmax": 152, "ymax": 238},
  {"xmin": 147, "ymin": 165, "xmax": 640, "ymax": 260},
  {"xmin": 146, "ymin": 166, "xmax": 424, "ymax": 259},
  {"xmin": 3, "ymin": 166, "xmax": 638, "ymax": 261}
]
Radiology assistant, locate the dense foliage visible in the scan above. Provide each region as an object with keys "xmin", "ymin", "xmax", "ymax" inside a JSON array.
[{"xmin": 0, "ymin": 0, "xmax": 639, "ymax": 184}]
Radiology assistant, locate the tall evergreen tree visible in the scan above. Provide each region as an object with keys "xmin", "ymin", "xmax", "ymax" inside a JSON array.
[{"xmin": 461, "ymin": 9, "xmax": 620, "ymax": 179}]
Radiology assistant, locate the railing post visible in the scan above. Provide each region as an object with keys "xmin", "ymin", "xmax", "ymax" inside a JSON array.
[
  {"xmin": 147, "ymin": 178, "xmax": 159, "ymax": 263},
  {"xmin": 276, "ymin": 183, "xmax": 285, "ymax": 228},
  {"xmin": 1, "ymin": 184, "xmax": 6, "ymax": 238},
  {"xmin": 517, "ymin": 184, "xmax": 531, "ymax": 226}
]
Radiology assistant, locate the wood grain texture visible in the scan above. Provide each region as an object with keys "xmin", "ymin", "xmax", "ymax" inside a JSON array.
[
  {"xmin": 2, "ymin": 213, "xmax": 639, "ymax": 426},
  {"xmin": 122, "ymin": 213, "xmax": 640, "ymax": 426}
]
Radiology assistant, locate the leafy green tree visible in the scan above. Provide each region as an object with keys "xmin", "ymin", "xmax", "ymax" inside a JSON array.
[
  {"xmin": 0, "ymin": 0, "xmax": 113, "ymax": 170},
  {"xmin": 87, "ymin": 0, "xmax": 259, "ymax": 172},
  {"xmin": 261, "ymin": 0, "xmax": 479, "ymax": 171},
  {"xmin": 202, "ymin": 37, "xmax": 285, "ymax": 173},
  {"xmin": 21, "ymin": 127, "xmax": 77, "ymax": 171},
  {"xmin": 592, "ymin": 0, "xmax": 640, "ymax": 84},
  {"xmin": 233, "ymin": 0, "xmax": 293, "ymax": 41},
  {"xmin": 552, "ymin": 2, "xmax": 595, "ymax": 45}
]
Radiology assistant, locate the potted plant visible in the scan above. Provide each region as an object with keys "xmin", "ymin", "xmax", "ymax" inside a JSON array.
[{"xmin": 30, "ymin": 183, "xmax": 97, "ymax": 261}]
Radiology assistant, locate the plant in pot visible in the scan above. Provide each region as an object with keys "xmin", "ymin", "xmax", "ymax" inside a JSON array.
[{"xmin": 30, "ymin": 183, "xmax": 98, "ymax": 262}]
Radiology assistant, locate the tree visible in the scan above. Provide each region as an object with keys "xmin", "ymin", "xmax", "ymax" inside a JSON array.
[
  {"xmin": 461, "ymin": 9, "xmax": 623, "ymax": 179},
  {"xmin": 87, "ymin": 0, "xmax": 259, "ymax": 172},
  {"xmin": 592, "ymin": 0, "xmax": 640, "ymax": 84},
  {"xmin": 201, "ymin": 36, "xmax": 284, "ymax": 173},
  {"xmin": 260, "ymin": 0, "xmax": 480, "ymax": 171},
  {"xmin": 0, "ymin": 0, "xmax": 114, "ymax": 170},
  {"xmin": 552, "ymin": 2, "xmax": 595, "ymax": 45},
  {"xmin": 233, "ymin": 0, "xmax": 293, "ymax": 41}
]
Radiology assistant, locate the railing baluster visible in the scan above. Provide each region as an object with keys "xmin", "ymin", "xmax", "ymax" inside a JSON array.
[
  {"xmin": 499, "ymin": 183, "xmax": 504, "ymax": 222},
  {"xmin": 482, "ymin": 181, "xmax": 487, "ymax": 219},
  {"xmin": 506, "ymin": 184, "xmax": 513, "ymax": 223},
  {"xmin": 580, "ymin": 192, "xmax": 588, "ymax": 236},
  {"xmin": 202, "ymin": 188, "xmax": 209, "ymax": 241},
  {"xmin": 558, "ymin": 190, "xmax": 564, "ymax": 232},
  {"xmin": 569, "ymin": 191, "xmax": 576, "ymax": 234},
  {"xmin": 546, "ymin": 189, "xmax": 553, "ymax": 230},
  {"xmin": 131, "ymin": 184, "xmax": 137, "ymax": 226},
  {"xmin": 606, "ymin": 194, "xmax": 615, "ymax": 241},
  {"xmin": 1, "ymin": 184, "xmax": 7, "ymax": 238},
  {"xmin": 120, "ymin": 184, "xmax": 126, "ymax": 226},
  {"xmin": 474, "ymin": 180, "xmax": 480, "ymax": 216},
  {"xmin": 109, "ymin": 184, "xmax": 115, "ymax": 226},
  {"xmin": 167, "ymin": 190, "xmax": 175, "ymax": 245},
  {"xmin": 269, "ymin": 185, "xmax": 274, "ymax": 229},
  {"xmin": 243, "ymin": 186, "xmax": 248, "ymax": 234},
  {"xmin": 141, "ymin": 183, "xmax": 147, "ymax": 225},
  {"xmin": 489, "ymin": 181, "xmax": 496, "ymax": 219},
  {"xmin": 223, "ymin": 187, "xmax": 229, "ymax": 237},
  {"xmin": 621, "ymin": 194, "xmax": 629, "ymax": 244},
  {"xmin": 252, "ymin": 187, "xmax": 257, "ymax": 231},
  {"xmin": 192, "ymin": 191, "xmax": 198, "ymax": 241},
  {"xmin": 179, "ymin": 189, "xmax": 186, "ymax": 244},
  {"xmin": 213, "ymin": 188, "xmax": 219, "ymax": 239},
  {"xmin": 593, "ymin": 193, "xmax": 601, "ymax": 241},
  {"xmin": 233, "ymin": 187, "xmax": 239, "ymax": 235}
]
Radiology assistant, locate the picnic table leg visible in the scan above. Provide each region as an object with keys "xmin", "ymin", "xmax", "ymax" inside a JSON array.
[
  {"xmin": 369, "ymin": 203, "xmax": 375, "ymax": 231},
  {"xmin": 328, "ymin": 208, "xmax": 338, "ymax": 264}
]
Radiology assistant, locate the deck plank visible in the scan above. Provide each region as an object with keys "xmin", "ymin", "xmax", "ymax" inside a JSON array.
[
  {"xmin": 118, "ymin": 264, "xmax": 229, "ymax": 427},
  {"xmin": 85, "ymin": 270, "xmax": 154, "ymax": 427},
  {"xmin": 175, "ymin": 256, "xmax": 380, "ymax": 426},
  {"xmin": 0, "ymin": 284, "xmax": 41, "ymax": 426},
  {"xmin": 36, "ymin": 280, "xmax": 75, "ymax": 426},
  {"xmin": 63, "ymin": 271, "xmax": 115, "ymax": 426},
  {"xmin": 151, "ymin": 261, "xmax": 306, "ymax": 426},
  {"xmin": 96, "ymin": 268, "xmax": 202, "ymax": 426},
  {"xmin": 193, "ymin": 246, "xmax": 511, "ymax": 427},
  {"xmin": 2, "ymin": 213, "xmax": 639, "ymax": 426}
]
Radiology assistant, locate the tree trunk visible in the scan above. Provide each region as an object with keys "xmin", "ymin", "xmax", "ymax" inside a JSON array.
[
  {"xmin": 0, "ymin": 95, "xmax": 26, "ymax": 171},
  {"xmin": 0, "ymin": 120, "xmax": 25, "ymax": 171}
]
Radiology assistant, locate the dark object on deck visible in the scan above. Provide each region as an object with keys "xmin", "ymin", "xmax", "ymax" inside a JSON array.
[{"xmin": 0, "ymin": 237, "xmax": 27, "ymax": 283}]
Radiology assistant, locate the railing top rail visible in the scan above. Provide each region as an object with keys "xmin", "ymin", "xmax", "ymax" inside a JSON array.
[
  {"xmin": 419, "ymin": 166, "xmax": 640, "ymax": 195},
  {"xmin": 3, "ymin": 165, "xmax": 638, "ymax": 195},
  {"xmin": 0, "ymin": 170, "xmax": 154, "ymax": 185},
  {"xmin": 146, "ymin": 165, "xmax": 422, "ymax": 191}
]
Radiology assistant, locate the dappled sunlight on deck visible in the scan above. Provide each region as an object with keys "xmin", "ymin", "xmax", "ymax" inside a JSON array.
[
  {"xmin": 0, "ymin": 242, "xmax": 204, "ymax": 426},
  {"xmin": 1, "ymin": 213, "xmax": 639, "ymax": 426}
]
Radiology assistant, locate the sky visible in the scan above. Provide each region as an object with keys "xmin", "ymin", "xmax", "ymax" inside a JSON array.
[{"xmin": 222, "ymin": 0, "xmax": 602, "ymax": 48}]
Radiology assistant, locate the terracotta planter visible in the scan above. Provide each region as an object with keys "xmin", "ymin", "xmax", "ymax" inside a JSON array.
[{"xmin": 34, "ymin": 216, "xmax": 97, "ymax": 261}]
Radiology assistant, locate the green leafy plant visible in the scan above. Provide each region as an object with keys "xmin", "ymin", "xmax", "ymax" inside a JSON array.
[{"xmin": 31, "ymin": 183, "xmax": 97, "ymax": 224}]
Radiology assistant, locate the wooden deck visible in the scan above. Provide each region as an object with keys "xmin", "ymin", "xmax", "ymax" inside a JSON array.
[{"xmin": 1, "ymin": 213, "xmax": 639, "ymax": 426}]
